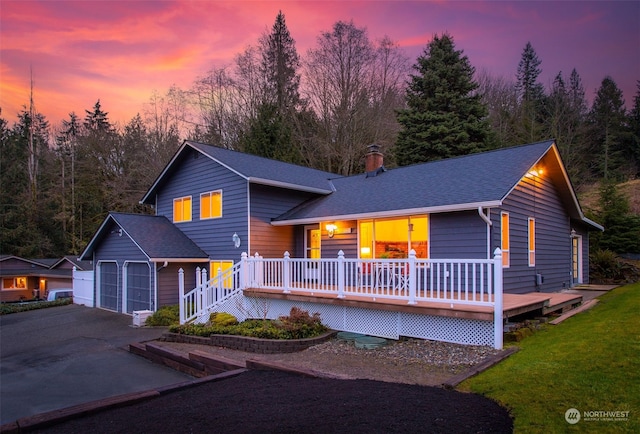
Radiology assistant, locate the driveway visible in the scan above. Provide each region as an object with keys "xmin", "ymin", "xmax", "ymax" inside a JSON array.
[{"xmin": 0, "ymin": 304, "xmax": 192, "ymax": 425}]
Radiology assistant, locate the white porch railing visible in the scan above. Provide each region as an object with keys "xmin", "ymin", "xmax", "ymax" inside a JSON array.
[
  {"xmin": 179, "ymin": 249, "xmax": 504, "ymax": 349},
  {"xmin": 179, "ymin": 259, "xmax": 245, "ymax": 324}
]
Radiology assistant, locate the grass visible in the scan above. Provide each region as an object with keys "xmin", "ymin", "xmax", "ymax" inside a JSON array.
[{"xmin": 460, "ymin": 283, "xmax": 639, "ymax": 433}]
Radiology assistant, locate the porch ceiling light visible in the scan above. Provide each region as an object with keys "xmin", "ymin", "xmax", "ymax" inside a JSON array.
[{"xmin": 326, "ymin": 224, "xmax": 337, "ymax": 238}]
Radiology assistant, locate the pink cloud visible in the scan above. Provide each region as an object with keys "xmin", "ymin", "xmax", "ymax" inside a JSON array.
[{"xmin": 1, "ymin": 1, "xmax": 638, "ymax": 126}]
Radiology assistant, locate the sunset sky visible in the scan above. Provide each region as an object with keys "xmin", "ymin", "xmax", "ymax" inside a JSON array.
[{"xmin": 1, "ymin": 1, "xmax": 638, "ymax": 128}]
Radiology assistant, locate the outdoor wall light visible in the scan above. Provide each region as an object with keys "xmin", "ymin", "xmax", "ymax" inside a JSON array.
[
  {"xmin": 326, "ymin": 224, "xmax": 337, "ymax": 238},
  {"xmin": 232, "ymin": 232, "xmax": 241, "ymax": 248},
  {"xmin": 527, "ymin": 168, "xmax": 544, "ymax": 178}
]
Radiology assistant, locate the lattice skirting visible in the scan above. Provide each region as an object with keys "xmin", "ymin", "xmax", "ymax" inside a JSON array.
[{"xmin": 214, "ymin": 295, "xmax": 496, "ymax": 347}]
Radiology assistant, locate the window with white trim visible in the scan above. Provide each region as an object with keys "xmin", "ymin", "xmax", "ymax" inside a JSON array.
[
  {"xmin": 173, "ymin": 196, "xmax": 192, "ymax": 222},
  {"xmin": 528, "ymin": 217, "xmax": 536, "ymax": 267},
  {"xmin": 200, "ymin": 190, "xmax": 222, "ymax": 220},
  {"xmin": 501, "ymin": 212, "xmax": 510, "ymax": 267}
]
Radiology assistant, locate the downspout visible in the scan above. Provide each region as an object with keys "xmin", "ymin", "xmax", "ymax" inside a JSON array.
[{"xmin": 478, "ymin": 207, "xmax": 492, "ymax": 259}]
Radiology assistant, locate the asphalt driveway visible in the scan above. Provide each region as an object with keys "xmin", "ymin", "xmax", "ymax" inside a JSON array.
[{"xmin": 0, "ymin": 304, "xmax": 192, "ymax": 425}]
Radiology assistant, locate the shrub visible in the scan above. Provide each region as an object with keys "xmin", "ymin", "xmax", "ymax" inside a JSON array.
[
  {"xmin": 590, "ymin": 249, "xmax": 640, "ymax": 283},
  {"xmin": 169, "ymin": 307, "xmax": 328, "ymax": 340},
  {"xmin": 0, "ymin": 298, "xmax": 72, "ymax": 315},
  {"xmin": 145, "ymin": 305, "xmax": 179, "ymax": 326},
  {"xmin": 210, "ymin": 312, "xmax": 238, "ymax": 326}
]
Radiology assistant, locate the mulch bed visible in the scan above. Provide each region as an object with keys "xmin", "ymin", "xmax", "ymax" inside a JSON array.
[{"xmin": 32, "ymin": 370, "xmax": 513, "ymax": 433}]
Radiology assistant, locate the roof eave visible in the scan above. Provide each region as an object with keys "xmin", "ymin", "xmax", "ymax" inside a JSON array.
[
  {"xmin": 581, "ymin": 216, "xmax": 604, "ymax": 232},
  {"xmin": 78, "ymin": 214, "xmax": 115, "ymax": 260},
  {"xmin": 149, "ymin": 258, "xmax": 210, "ymax": 263},
  {"xmin": 248, "ymin": 177, "xmax": 333, "ymax": 195},
  {"xmin": 271, "ymin": 201, "xmax": 502, "ymax": 226}
]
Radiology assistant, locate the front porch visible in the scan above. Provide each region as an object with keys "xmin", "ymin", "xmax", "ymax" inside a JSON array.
[
  {"xmin": 178, "ymin": 249, "xmax": 582, "ymax": 349},
  {"xmin": 242, "ymin": 287, "xmax": 583, "ymax": 322}
]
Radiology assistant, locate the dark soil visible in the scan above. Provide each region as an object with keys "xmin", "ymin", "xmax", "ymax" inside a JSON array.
[{"xmin": 33, "ymin": 370, "xmax": 513, "ymax": 433}]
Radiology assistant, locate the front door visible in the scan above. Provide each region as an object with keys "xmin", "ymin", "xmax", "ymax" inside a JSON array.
[
  {"xmin": 571, "ymin": 235, "xmax": 583, "ymax": 285},
  {"xmin": 304, "ymin": 225, "xmax": 320, "ymax": 281}
]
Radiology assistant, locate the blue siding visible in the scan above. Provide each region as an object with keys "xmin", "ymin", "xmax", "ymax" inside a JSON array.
[
  {"xmin": 496, "ymin": 174, "xmax": 573, "ymax": 294},
  {"xmin": 249, "ymin": 185, "xmax": 317, "ymax": 257},
  {"xmin": 430, "ymin": 211, "xmax": 488, "ymax": 260},
  {"xmin": 156, "ymin": 148, "xmax": 248, "ymax": 262},
  {"xmin": 94, "ymin": 221, "xmax": 156, "ymax": 313},
  {"xmin": 321, "ymin": 220, "xmax": 358, "ymax": 258}
]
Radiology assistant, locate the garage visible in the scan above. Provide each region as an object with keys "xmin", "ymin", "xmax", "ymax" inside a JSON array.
[{"xmin": 125, "ymin": 262, "xmax": 152, "ymax": 313}]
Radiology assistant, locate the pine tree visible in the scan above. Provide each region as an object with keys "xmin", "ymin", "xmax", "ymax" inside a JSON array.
[
  {"xmin": 545, "ymin": 69, "xmax": 589, "ymax": 186},
  {"xmin": 589, "ymin": 76, "xmax": 627, "ymax": 180},
  {"xmin": 242, "ymin": 11, "xmax": 302, "ymax": 163},
  {"xmin": 514, "ymin": 42, "xmax": 546, "ymax": 143},
  {"xmin": 260, "ymin": 10, "xmax": 301, "ymax": 113},
  {"xmin": 623, "ymin": 81, "xmax": 640, "ymax": 178},
  {"xmin": 516, "ymin": 42, "xmax": 545, "ymax": 103},
  {"xmin": 395, "ymin": 33, "xmax": 493, "ymax": 165}
]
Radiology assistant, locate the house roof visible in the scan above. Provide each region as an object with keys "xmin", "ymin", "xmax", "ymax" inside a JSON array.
[
  {"xmin": 51, "ymin": 256, "xmax": 94, "ymax": 271},
  {"xmin": 273, "ymin": 140, "xmax": 602, "ymax": 230},
  {"xmin": 0, "ymin": 255, "xmax": 75, "ymax": 278},
  {"xmin": 79, "ymin": 213, "xmax": 209, "ymax": 262},
  {"xmin": 141, "ymin": 141, "xmax": 338, "ymax": 204}
]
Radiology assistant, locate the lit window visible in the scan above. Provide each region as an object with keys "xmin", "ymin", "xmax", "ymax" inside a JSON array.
[
  {"xmin": 200, "ymin": 191, "xmax": 222, "ymax": 220},
  {"xmin": 501, "ymin": 213, "xmax": 510, "ymax": 267},
  {"xmin": 173, "ymin": 196, "xmax": 192, "ymax": 222},
  {"xmin": 358, "ymin": 216, "xmax": 428, "ymax": 259},
  {"xmin": 528, "ymin": 218, "xmax": 536, "ymax": 267},
  {"xmin": 210, "ymin": 260, "xmax": 234, "ymax": 288},
  {"xmin": 2, "ymin": 277, "xmax": 27, "ymax": 289}
]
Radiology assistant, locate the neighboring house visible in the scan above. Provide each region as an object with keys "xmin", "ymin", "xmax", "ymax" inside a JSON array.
[
  {"xmin": 0, "ymin": 255, "xmax": 92, "ymax": 302},
  {"xmin": 79, "ymin": 139, "xmax": 601, "ymax": 347}
]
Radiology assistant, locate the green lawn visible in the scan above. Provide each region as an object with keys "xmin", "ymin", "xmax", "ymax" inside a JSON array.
[{"xmin": 460, "ymin": 283, "xmax": 639, "ymax": 433}]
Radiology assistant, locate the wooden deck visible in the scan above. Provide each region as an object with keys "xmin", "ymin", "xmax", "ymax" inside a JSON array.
[{"xmin": 243, "ymin": 288, "xmax": 583, "ymax": 322}]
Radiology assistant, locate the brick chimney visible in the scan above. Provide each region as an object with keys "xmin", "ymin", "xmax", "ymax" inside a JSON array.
[{"xmin": 365, "ymin": 144, "xmax": 384, "ymax": 173}]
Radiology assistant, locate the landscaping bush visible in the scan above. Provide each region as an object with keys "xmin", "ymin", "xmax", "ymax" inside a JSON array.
[
  {"xmin": 0, "ymin": 298, "xmax": 72, "ymax": 315},
  {"xmin": 145, "ymin": 305, "xmax": 179, "ymax": 326},
  {"xmin": 169, "ymin": 307, "xmax": 328, "ymax": 340},
  {"xmin": 590, "ymin": 249, "xmax": 640, "ymax": 283},
  {"xmin": 210, "ymin": 312, "xmax": 238, "ymax": 326}
]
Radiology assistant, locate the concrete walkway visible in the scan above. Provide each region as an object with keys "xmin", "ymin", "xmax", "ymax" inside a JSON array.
[{"xmin": 0, "ymin": 304, "xmax": 192, "ymax": 425}]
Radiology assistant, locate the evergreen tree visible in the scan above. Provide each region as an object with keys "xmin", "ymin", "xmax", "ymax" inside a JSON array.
[
  {"xmin": 622, "ymin": 81, "xmax": 640, "ymax": 178},
  {"xmin": 0, "ymin": 109, "xmax": 57, "ymax": 256},
  {"xmin": 590, "ymin": 181, "xmax": 640, "ymax": 254},
  {"xmin": 395, "ymin": 33, "xmax": 493, "ymax": 165},
  {"xmin": 242, "ymin": 11, "xmax": 302, "ymax": 163},
  {"xmin": 260, "ymin": 10, "xmax": 301, "ymax": 113},
  {"xmin": 588, "ymin": 76, "xmax": 627, "ymax": 180},
  {"xmin": 514, "ymin": 42, "xmax": 546, "ymax": 143},
  {"xmin": 516, "ymin": 42, "xmax": 545, "ymax": 103},
  {"xmin": 545, "ymin": 69, "xmax": 589, "ymax": 186}
]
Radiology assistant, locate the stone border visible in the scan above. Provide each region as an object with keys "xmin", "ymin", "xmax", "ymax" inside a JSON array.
[
  {"xmin": 161, "ymin": 330, "xmax": 337, "ymax": 354},
  {"xmin": 442, "ymin": 346, "xmax": 519, "ymax": 389}
]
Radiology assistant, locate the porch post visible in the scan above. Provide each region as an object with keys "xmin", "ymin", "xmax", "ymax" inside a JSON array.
[
  {"xmin": 195, "ymin": 267, "xmax": 201, "ymax": 288},
  {"xmin": 337, "ymin": 250, "xmax": 345, "ymax": 299},
  {"xmin": 240, "ymin": 252, "xmax": 248, "ymax": 290},
  {"xmin": 493, "ymin": 248, "xmax": 504, "ymax": 349},
  {"xmin": 283, "ymin": 251, "xmax": 291, "ymax": 294},
  {"xmin": 198, "ymin": 268, "xmax": 207, "ymax": 316},
  {"xmin": 216, "ymin": 266, "xmax": 222, "ymax": 302},
  {"xmin": 408, "ymin": 249, "xmax": 417, "ymax": 305},
  {"xmin": 178, "ymin": 268, "xmax": 185, "ymax": 324},
  {"xmin": 254, "ymin": 253, "xmax": 264, "ymax": 287}
]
